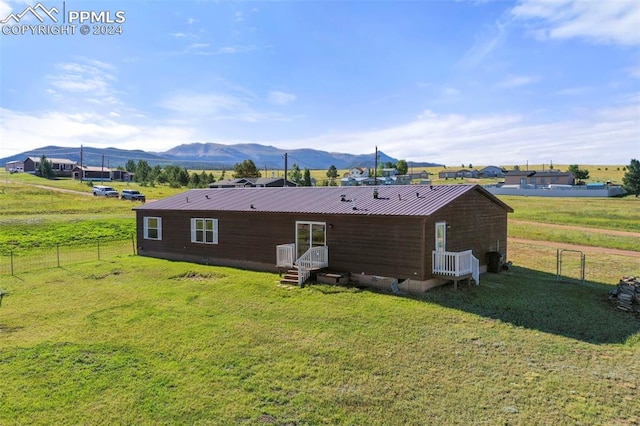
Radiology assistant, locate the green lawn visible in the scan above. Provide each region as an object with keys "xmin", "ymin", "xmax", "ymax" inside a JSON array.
[
  {"xmin": 1, "ymin": 166, "xmax": 639, "ymax": 424},
  {"xmin": 1, "ymin": 252, "xmax": 639, "ymax": 425}
]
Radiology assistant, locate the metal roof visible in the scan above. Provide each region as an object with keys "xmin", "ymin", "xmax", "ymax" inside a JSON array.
[{"xmin": 136, "ymin": 184, "xmax": 513, "ymax": 216}]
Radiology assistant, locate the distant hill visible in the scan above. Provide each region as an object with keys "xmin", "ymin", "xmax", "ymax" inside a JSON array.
[{"xmin": 1, "ymin": 143, "xmax": 442, "ymax": 170}]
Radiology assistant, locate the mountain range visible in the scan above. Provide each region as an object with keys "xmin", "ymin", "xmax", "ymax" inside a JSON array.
[{"xmin": 1, "ymin": 143, "xmax": 441, "ymax": 170}]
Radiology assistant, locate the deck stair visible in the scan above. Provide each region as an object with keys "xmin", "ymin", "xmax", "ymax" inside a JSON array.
[
  {"xmin": 276, "ymin": 245, "xmax": 329, "ymax": 287},
  {"xmin": 280, "ymin": 266, "xmax": 301, "ymax": 285}
]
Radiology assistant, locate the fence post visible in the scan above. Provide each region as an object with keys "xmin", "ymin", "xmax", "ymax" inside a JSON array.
[
  {"xmin": 97, "ymin": 240, "xmax": 101, "ymax": 260},
  {"xmin": 10, "ymin": 250, "xmax": 14, "ymax": 276},
  {"xmin": 57, "ymin": 243, "xmax": 60, "ymax": 268}
]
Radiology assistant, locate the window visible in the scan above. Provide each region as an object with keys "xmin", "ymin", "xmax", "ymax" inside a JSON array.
[
  {"xmin": 191, "ymin": 218, "xmax": 218, "ymax": 244},
  {"xmin": 144, "ymin": 217, "xmax": 162, "ymax": 240},
  {"xmin": 296, "ymin": 221, "xmax": 325, "ymax": 258}
]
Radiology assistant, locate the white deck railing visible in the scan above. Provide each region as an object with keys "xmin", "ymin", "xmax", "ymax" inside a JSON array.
[
  {"xmin": 276, "ymin": 244, "xmax": 329, "ymax": 286},
  {"xmin": 433, "ymin": 250, "xmax": 479, "ymax": 284},
  {"xmin": 296, "ymin": 246, "xmax": 328, "ymax": 286},
  {"xmin": 276, "ymin": 243, "xmax": 296, "ymax": 268}
]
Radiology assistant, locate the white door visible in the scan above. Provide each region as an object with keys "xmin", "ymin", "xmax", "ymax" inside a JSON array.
[{"xmin": 435, "ymin": 222, "xmax": 447, "ymax": 252}]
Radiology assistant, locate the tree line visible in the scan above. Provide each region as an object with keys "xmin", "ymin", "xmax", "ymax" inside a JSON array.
[{"xmin": 33, "ymin": 154, "xmax": 640, "ymax": 196}]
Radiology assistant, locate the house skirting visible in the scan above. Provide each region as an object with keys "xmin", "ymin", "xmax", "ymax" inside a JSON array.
[
  {"xmin": 350, "ymin": 273, "xmax": 451, "ymax": 293},
  {"xmin": 137, "ymin": 250, "xmax": 280, "ymax": 274}
]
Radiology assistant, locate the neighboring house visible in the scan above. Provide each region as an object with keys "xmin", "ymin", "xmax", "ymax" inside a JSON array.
[
  {"xmin": 407, "ymin": 170, "xmax": 430, "ymax": 180},
  {"xmin": 340, "ymin": 176, "xmax": 383, "ymax": 186},
  {"xmin": 209, "ymin": 177, "xmax": 297, "ymax": 188},
  {"xmin": 135, "ymin": 184, "xmax": 513, "ymax": 293},
  {"xmin": 438, "ymin": 169, "xmax": 479, "ymax": 179},
  {"xmin": 504, "ymin": 170, "xmax": 575, "ymax": 187},
  {"xmin": 5, "ymin": 160, "xmax": 24, "ymax": 173},
  {"xmin": 478, "ymin": 166, "xmax": 505, "ymax": 178},
  {"xmin": 381, "ymin": 168, "xmax": 398, "ymax": 178},
  {"xmin": 71, "ymin": 165, "xmax": 112, "ymax": 181},
  {"xmin": 346, "ymin": 167, "xmax": 369, "ymax": 178},
  {"xmin": 112, "ymin": 170, "xmax": 134, "ymax": 182},
  {"xmin": 23, "ymin": 157, "xmax": 77, "ymax": 177}
]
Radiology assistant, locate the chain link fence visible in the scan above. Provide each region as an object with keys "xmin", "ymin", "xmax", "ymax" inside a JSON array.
[{"xmin": 0, "ymin": 236, "xmax": 137, "ymax": 276}]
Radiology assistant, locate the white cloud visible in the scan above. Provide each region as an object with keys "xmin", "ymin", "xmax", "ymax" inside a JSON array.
[
  {"xmin": 264, "ymin": 105, "xmax": 639, "ymax": 166},
  {"xmin": 0, "ymin": 108, "xmax": 195, "ymax": 157},
  {"xmin": 46, "ymin": 61, "xmax": 117, "ymax": 96},
  {"xmin": 2, "ymin": 103, "xmax": 637, "ymax": 165},
  {"xmin": 498, "ymin": 75, "xmax": 539, "ymax": 88},
  {"xmin": 268, "ymin": 91, "xmax": 296, "ymax": 105},
  {"xmin": 512, "ymin": 0, "xmax": 640, "ymax": 46},
  {"xmin": 627, "ymin": 65, "xmax": 640, "ymax": 79},
  {"xmin": 159, "ymin": 93, "xmax": 249, "ymax": 116},
  {"xmin": 158, "ymin": 91, "xmax": 293, "ymax": 123},
  {"xmin": 553, "ymin": 86, "xmax": 591, "ymax": 96},
  {"xmin": 187, "ymin": 42, "xmax": 210, "ymax": 50},
  {"xmin": 461, "ymin": 13, "xmax": 510, "ymax": 67}
]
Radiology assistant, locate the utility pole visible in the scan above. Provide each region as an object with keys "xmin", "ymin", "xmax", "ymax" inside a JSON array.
[
  {"xmin": 283, "ymin": 153, "xmax": 288, "ymax": 187},
  {"xmin": 80, "ymin": 145, "xmax": 83, "ymax": 182},
  {"xmin": 374, "ymin": 146, "xmax": 378, "ymax": 186},
  {"xmin": 101, "ymin": 153, "xmax": 105, "ymax": 184}
]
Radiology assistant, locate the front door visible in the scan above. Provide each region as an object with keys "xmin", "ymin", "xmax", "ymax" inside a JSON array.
[
  {"xmin": 434, "ymin": 221, "xmax": 447, "ymax": 272},
  {"xmin": 435, "ymin": 221, "xmax": 447, "ymax": 252},
  {"xmin": 296, "ymin": 221, "xmax": 326, "ymax": 259}
]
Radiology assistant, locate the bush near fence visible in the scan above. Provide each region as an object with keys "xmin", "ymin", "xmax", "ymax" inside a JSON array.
[{"xmin": 0, "ymin": 237, "xmax": 136, "ymax": 276}]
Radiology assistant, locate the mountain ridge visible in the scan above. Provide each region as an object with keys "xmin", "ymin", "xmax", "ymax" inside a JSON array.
[{"xmin": 1, "ymin": 143, "xmax": 442, "ymax": 170}]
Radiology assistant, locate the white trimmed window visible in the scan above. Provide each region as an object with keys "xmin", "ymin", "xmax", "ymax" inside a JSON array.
[
  {"xmin": 191, "ymin": 218, "xmax": 218, "ymax": 244},
  {"xmin": 144, "ymin": 217, "xmax": 162, "ymax": 240}
]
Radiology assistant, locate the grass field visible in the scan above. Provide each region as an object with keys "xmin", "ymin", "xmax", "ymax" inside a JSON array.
[
  {"xmin": 1, "ymin": 252, "xmax": 639, "ymax": 425},
  {"xmin": 0, "ymin": 167, "xmax": 638, "ymax": 424}
]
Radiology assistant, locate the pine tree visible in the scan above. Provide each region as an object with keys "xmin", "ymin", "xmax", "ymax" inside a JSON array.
[{"xmin": 622, "ymin": 159, "xmax": 640, "ymax": 197}]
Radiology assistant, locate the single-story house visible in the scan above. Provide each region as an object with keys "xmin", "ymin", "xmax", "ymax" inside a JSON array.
[
  {"xmin": 478, "ymin": 166, "xmax": 505, "ymax": 178},
  {"xmin": 134, "ymin": 184, "xmax": 513, "ymax": 293},
  {"xmin": 504, "ymin": 170, "xmax": 575, "ymax": 187},
  {"xmin": 112, "ymin": 170, "xmax": 134, "ymax": 182},
  {"xmin": 341, "ymin": 176, "xmax": 384, "ymax": 186},
  {"xmin": 406, "ymin": 170, "xmax": 430, "ymax": 180},
  {"xmin": 23, "ymin": 157, "xmax": 77, "ymax": 177},
  {"xmin": 210, "ymin": 177, "xmax": 297, "ymax": 188},
  {"xmin": 344, "ymin": 167, "xmax": 370, "ymax": 178},
  {"xmin": 438, "ymin": 169, "xmax": 479, "ymax": 179},
  {"xmin": 5, "ymin": 160, "xmax": 24, "ymax": 173},
  {"xmin": 71, "ymin": 165, "xmax": 112, "ymax": 181}
]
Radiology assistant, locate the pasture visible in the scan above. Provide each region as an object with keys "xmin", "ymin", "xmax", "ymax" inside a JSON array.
[{"xmin": 0, "ymin": 169, "xmax": 639, "ymax": 424}]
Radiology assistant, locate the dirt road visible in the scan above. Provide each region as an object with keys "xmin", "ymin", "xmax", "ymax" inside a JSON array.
[
  {"xmin": 509, "ymin": 237, "xmax": 640, "ymax": 258},
  {"xmin": 510, "ymin": 219, "xmax": 640, "ymax": 238}
]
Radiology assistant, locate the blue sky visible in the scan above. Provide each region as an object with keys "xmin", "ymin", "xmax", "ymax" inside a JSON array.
[{"xmin": 1, "ymin": 0, "xmax": 638, "ymax": 167}]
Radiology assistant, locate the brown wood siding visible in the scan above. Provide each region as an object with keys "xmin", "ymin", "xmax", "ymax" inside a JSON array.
[
  {"xmin": 325, "ymin": 216, "xmax": 426, "ymax": 280},
  {"xmin": 136, "ymin": 188, "xmax": 509, "ymax": 280},
  {"xmin": 426, "ymin": 190, "xmax": 508, "ymax": 272},
  {"xmin": 137, "ymin": 210, "xmax": 428, "ymax": 279}
]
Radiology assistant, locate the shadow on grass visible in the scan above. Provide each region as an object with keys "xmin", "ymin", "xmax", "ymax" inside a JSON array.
[{"xmin": 418, "ymin": 266, "xmax": 640, "ymax": 345}]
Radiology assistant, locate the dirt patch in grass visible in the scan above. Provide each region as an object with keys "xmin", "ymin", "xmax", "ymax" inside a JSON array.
[
  {"xmin": 169, "ymin": 271, "xmax": 226, "ymax": 281},
  {"xmin": 85, "ymin": 269, "xmax": 125, "ymax": 280}
]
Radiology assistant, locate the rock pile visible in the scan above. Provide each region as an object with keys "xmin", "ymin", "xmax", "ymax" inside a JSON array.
[{"xmin": 609, "ymin": 277, "xmax": 640, "ymax": 313}]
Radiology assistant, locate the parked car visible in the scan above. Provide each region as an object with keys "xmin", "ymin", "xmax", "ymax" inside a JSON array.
[
  {"xmin": 92, "ymin": 185, "xmax": 119, "ymax": 197},
  {"xmin": 121, "ymin": 189, "xmax": 146, "ymax": 202}
]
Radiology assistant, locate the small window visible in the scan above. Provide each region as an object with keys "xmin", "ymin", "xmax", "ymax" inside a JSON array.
[
  {"xmin": 191, "ymin": 218, "xmax": 218, "ymax": 244},
  {"xmin": 144, "ymin": 217, "xmax": 162, "ymax": 240}
]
